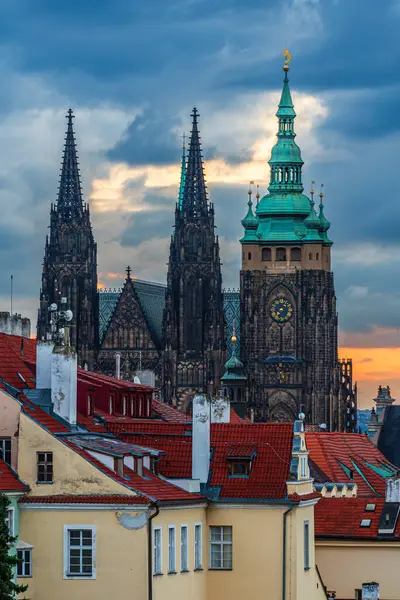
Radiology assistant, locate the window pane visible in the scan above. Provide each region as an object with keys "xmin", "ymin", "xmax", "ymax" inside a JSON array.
[
  {"xmin": 210, "ymin": 527, "xmax": 222, "ymax": 542},
  {"xmin": 223, "ymin": 527, "xmax": 232, "ymax": 541},
  {"xmin": 223, "ymin": 544, "xmax": 232, "ymax": 568}
]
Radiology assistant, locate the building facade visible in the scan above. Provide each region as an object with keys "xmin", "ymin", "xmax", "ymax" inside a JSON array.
[
  {"xmin": 37, "ymin": 109, "xmax": 98, "ymax": 368},
  {"xmin": 239, "ymin": 61, "xmax": 356, "ymax": 429}
]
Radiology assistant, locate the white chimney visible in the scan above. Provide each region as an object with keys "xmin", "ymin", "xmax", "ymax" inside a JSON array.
[
  {"xmin": 211, "ymin": 396, "xmax": 230, "ymax": 423},
  {"xmin": 192, "ymin": 394, "xmax": 210, "ymax": 484},
  {"xmin": 115, "ymin": 353, "xmax": 121, "ymax": 379},
  {"xmin": 51, "ymin": 345, "xmax": 77, "ymax": 425},
  {"xmin": 386, "ymin": 478, "xmax": 400, "ymax": 502},
  {"xmin": 36, "ymin": 341, "xmax": 54, "ymax": 389}
]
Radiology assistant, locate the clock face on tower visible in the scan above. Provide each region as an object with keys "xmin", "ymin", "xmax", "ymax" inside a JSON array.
[{"xmin": 270, "ymin": 298, "xmax": 293, "ymax": 323}]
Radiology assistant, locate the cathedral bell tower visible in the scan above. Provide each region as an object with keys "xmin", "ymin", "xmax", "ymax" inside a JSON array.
[
  {"xmin": 240, "ymin": 55, "xmax": 356, "ymax": 430},
  {"xmin": 37, "ymin": 110, "xmax": 98, "ymax": 367},
  {"xmin": 163, "ymin": 108, "xmax": 226, "ymax": 408}
]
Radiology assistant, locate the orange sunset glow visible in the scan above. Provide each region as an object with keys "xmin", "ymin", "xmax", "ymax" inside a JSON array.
[{"xmin": 339, "ymin": 347, "xmax": 400, "ymax": 408}]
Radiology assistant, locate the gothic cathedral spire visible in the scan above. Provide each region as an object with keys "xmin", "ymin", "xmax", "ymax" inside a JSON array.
[
  {"xmin": 37, "ymin": 110, "xmax": 99, "ymax": 368},
  {"xmin": 163, "ymin": 109, "xmax": 226, "ymax": 407}
]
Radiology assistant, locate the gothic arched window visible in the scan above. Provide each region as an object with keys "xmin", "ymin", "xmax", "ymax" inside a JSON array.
[
  {"xmin": 248, "ymin": 252, "xmax": 252, "ymax": 260},
  {"xmin": 276, "ymin": 248, "xmax": 286, "ymax": 262},
  {"xmin": 291, "ymin": 247, "xmax": 301, "ymax": 262},
  {"xmin": 262, "ymin": 248, "xmax": 271, "ymax": 261}
]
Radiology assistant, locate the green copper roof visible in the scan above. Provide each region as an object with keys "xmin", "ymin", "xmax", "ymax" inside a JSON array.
[
  {"xmin": 221, "ymin": 337, "xmax": 246, "ymax": 382},
  {"xmin": 240, "ymin": 190, "xmax": 259, "ymax": 242},
  {"xmin": 276, "ymin": 67, "xmax": 296, "ymax": 118},
  {"xmin": 241, "ymin": 63, "xmax": 333, "ymax": 247},
  {"xmin": 318, "ymin": 195, "xmax": 332, "ymax": 243}
]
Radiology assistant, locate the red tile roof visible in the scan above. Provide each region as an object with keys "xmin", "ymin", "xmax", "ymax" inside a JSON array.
[
  {"xmin": 152, "ymin": 400, "xmax": 190, "ymax": 423},
  {"xmin": 20, "ymin": 494, "xmax": 148, "ymax": 505},
  {"xmin": 0, "ymin": 458, "xmax": 29, "ymax": 492},
  {"xmin": 315, "ymin": 497, "xmax": 400, "ymax": 540},
  {"xmin": 306, "ymin": 432, "xmax": 397, "ymax": 497},
  {"xmin": 115, "ymin": 421, "xmax": 294, "ymax": 500},
  {"xmin": 62, "ymin": 438, "xmax": 203, "ymax": 504}
]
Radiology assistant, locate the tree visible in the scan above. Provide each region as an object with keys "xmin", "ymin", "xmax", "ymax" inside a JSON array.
[{"xmin": 0, "ymin": 493, "xmax": 28, "ymax": 599}]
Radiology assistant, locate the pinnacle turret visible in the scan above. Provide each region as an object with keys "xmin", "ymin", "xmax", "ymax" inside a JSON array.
[
  {"xmin": 56, "ymin": 109, "xmax": 84, "ymax": 221},
  {"xmin": 178, "ymin": 134, "xmax": 187, "ymax": 211},
  {"xmin": 181, "ymin": 108, "xmax": 208, "ymax": 217}
]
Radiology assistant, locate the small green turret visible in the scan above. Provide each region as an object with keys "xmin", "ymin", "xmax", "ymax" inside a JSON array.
[{"xmin": 240, "ymin": 185, "xmax": 258, "ymax": 242}]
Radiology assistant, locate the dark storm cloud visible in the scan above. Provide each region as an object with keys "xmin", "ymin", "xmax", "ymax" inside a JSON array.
[{"xmin": 108, "ymin": 111, "xmax": 182, "ymax": 166}]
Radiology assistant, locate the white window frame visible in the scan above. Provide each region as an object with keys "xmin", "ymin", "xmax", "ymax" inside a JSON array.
[
  {"xmin": 304, "ymin": 521, "xmax": 310, "ymax": 570},
  {"xmin": 0, "ymin": 437, "xmax": 11, "ymax": 464},
  {"xmin": 153, "ymin": 526, "xmax": 162, "ymax": 575},
  {"xmin": 300, "ymin": 456, "xmax": 307, "ymax": 478},
  {"xmin": 194, "ymin": 522, "xmax": 203, "ymax": 570},
  {"xmin": 63, "ymin": 525, "xmax": 96, "ymax": 580},
  {"xmin": 180, "ymin": 524, "xmax": 188, "ymax": 572},
  {"xmin": 6, "ymin": 507, "xmax": 14, "ymax": 538},
  {"xmin": 209, "ymin": 526, "xmax": 233, "ymax": 570},
  {"xmin": 17, "ymin": 548, "xmax": 32, "ymax": 577},
  {"xmin": 168, "ymin": 525, "xmax": 176, "ymax": 574}
]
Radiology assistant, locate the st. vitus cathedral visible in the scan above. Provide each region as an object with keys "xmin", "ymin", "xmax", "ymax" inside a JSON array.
[{"xmin": 37, "ymin": 61, "xmax": 357, "ymax": 431}]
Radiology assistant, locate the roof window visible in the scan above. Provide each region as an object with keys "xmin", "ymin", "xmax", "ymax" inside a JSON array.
[
  {"xmin": 360, "ymin": 519, "xmax": 371, "ymax": 528},
  {"xmin": 228, "ymin": 459, "xmax": 251, "ymax": 477},
  {"xmin": 365, "ymin": 503, "xmax": 376, "ymax": 512}
]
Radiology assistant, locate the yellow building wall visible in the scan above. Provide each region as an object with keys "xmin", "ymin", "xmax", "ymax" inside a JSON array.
[
  {"xmin": 18, "ymin": 505, "xmax": 207, "ymax": 600},
  {"xmin": 0, "ymin": 389, "xmax": 21, "ymax": 470},
  {"xmin": 316, "ymin": 541, "xmax": 400, "ymax": 600},
  {"xmin": 152, "ymin": 507, "xmax": 207, "ymax": 600},
  {"xmin": 206, "ymin": 504, "xmax": 323, "ymax": 600},
  {"xmin": 17, "ymin": 412, "xmax": 137, "ymax": 496},
  {"xmin": 19, "ymin": 507, "xmax": 147, "ymax": 600}
]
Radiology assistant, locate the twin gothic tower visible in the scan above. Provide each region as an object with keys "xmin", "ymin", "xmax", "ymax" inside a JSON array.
[{"xmin": 37, "ymin": 63, "xmax": 356, "ymax": 431}]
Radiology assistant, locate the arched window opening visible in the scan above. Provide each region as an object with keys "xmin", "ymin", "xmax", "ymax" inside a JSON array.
[
  {"xmin": 291, "ymin": 247, "xmax": 301, "ymax": 262},
  {"xmin": 316, "ymin": 252, "xmax": 319, "ymax": 260},
  {"xmin": 309, "ymin": 252, "xmax": 312, "ymax": 260},
  {"xmin": 262, "ymin": 248, "xmax": 272, "ymax": 262},
  {"xmin": 276, "ymin": 247, "xmax": 286, "ymax": 262},
  {"xmin": 248, "ymin": 252, "xmax": 252, "ymax": 260}
]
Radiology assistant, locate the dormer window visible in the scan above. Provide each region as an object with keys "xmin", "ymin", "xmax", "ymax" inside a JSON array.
[
  {"xmin": 228, "ymin": 460, "xmax": 251, "ymax": 477},
  {"xmin": 122, "ymin": 396, "xmax": 127, "ymax": 416},
  {"xmin": 227, "ymin": 445, "xmax": 255, "ymax": 478}
]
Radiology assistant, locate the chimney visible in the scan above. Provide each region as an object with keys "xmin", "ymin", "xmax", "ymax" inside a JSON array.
[
  {"xmin": 211, "ymin": 396, "xmax": 230, "ymax": 423},
  {"xmin": 51, "ymin": 345, "xmax": 77, "ymax": 425},
  {"xmin": 385, "ymin": 477, "xmax": 400, "ymax": 503},
  {"xmin": 192, "ymin": 394, "xmax": 211, "ymax": 484},
  {"xmin": 115, "ymin": 353, "xmax": 121, "ymax": 379},
  {"xmin": 362, "ymin": 583, "xmax": 379, "ymax": 600},
  {"xmin": 36, "ymin": 340, "xmax": 54, "ymax": 389}
]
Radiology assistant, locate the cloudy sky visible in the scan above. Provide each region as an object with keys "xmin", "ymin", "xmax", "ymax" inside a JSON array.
[{"xmin": 0, "ymin": 0, "xmax": 399, "ymax": 406}]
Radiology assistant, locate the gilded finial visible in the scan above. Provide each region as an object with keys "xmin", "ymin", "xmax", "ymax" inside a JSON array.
[
  {"xmin": 310, "ymin": 180, "xmax": 315, "ymax": 203},
  {"xmin": 231, "ymin": 322, "xmax": 237, "ymax": 345},
  {"xmin": 319, "ymin": 183, "xmax": 324, "ymax": 201},
  {"xmin": 256, "ymin": 184, "xmax": 260, "ymax": 206},
  {"xmin": 283, "ymin": 48, "xmax": 291, "ymax": 71},
  {"xmin": 248, "ymin": 181, "xmax": 254, "ymax": 202}
]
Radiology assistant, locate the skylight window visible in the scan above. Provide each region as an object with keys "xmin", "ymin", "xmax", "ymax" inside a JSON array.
[
  {"xmin": 365, "ymin": 503, "xmax": 376, "ymax": 512},
  {"xmin": 360, "ymin": 519, "xmax": 371, "ymax": 528}
]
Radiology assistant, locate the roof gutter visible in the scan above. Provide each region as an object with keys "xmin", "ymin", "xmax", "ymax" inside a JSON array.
[
  {"xmin": 148, "ymin": 501, "xmax": 159, "ymax": 600},
  {"xmin": 282, "ymin": 504, "xmax": 293, "ymax": 600}
]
